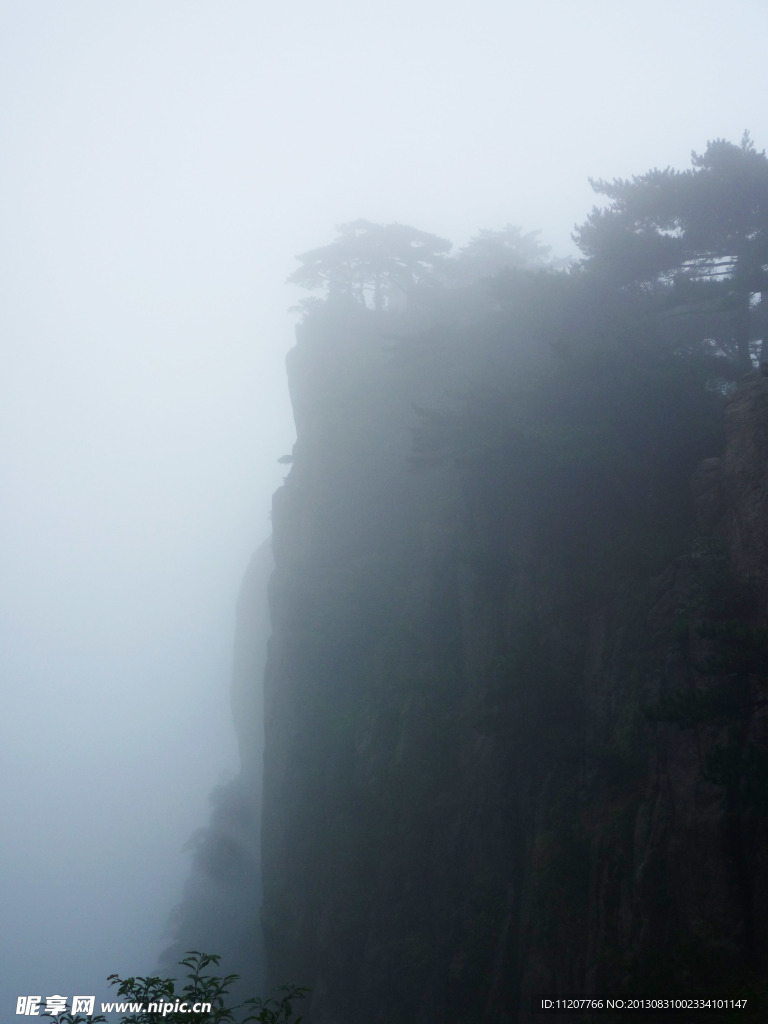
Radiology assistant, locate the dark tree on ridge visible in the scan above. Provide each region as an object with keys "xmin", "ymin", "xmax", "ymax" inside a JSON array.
[
  {"xmin": 574, "ymin": 131, "xmax": 768, "ymax": 372},
  {"xmin": 287, "ymin": 219, "xmax": 451, "ymax": 312}
]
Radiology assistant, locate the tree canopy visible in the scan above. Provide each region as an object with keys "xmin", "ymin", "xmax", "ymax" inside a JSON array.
[
  {"xmin": 289, "ymin": 134, "xmax": 768, "ymax": 375},
  {"xmin": 450, "ymin": 224, "xmax": 552, "ymax": 282},
  {"xmin": 287, "ymin": 219, "xmax": 451, "ymax": 311},
  {"xmin": 574, "ymin": 132, "xmax": 768, "ymax": 371}
]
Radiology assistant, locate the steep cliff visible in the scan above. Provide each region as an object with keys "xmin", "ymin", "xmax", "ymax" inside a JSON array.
[{"xmin": 261, "ymin": 302, "xmax": 768, "ymax": 1023}]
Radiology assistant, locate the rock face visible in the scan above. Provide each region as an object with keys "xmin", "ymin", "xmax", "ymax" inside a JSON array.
[{"xmin": 261, "ymin": 311, "xmax": 768, "ymax": 1022}]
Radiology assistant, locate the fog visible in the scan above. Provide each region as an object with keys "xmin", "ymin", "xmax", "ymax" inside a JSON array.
[{"xmin": 1, "ymin": 0, "xmax": 766, "ymax": 1013}]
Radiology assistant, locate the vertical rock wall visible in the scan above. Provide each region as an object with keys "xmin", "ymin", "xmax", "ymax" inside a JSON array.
[{"xmin": 261, "ymin": 312, "xmax": 768, "ymax": 1022}]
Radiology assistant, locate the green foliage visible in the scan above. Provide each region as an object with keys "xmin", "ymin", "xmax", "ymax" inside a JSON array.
[
  {"xmin": 287, "ymin": 219, "xmax": 451, "ymax": 311},
  {"xmin": 574, "ymin": 131, "xmax": 768, "ymax": 371},
  {"xmin": 45, "ymin": 954, "xmax": 307, "ymax": 1024},
  {"xmin": 41, "ymin": 1012, "xmax": 108, "ymax": 1024}
]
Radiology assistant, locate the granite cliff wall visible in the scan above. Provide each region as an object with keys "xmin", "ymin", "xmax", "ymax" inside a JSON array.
[{"xmin": 261, "ymin": 310, "xmax": 768, "ymax": 1022}]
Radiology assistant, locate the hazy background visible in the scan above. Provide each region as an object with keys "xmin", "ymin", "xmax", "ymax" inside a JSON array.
[{"xmin": 1, "ymin": 0, "xmax": 766, "ymax": 1011}]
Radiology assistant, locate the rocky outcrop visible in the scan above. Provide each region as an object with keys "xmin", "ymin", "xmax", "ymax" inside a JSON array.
[{"xmin": 261, "ymin": 307, "xmax": 768, "ymax": 1022}]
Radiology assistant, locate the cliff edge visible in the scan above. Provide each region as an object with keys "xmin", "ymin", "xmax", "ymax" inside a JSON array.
[{"xmin": 261, "ymin": 306, "xmax": 768, "ymax": 1023}]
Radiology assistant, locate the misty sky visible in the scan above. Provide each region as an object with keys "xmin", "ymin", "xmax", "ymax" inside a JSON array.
[{"xmin": 2, "ymin": 0, "xmax": 767, "ymax": 1012}]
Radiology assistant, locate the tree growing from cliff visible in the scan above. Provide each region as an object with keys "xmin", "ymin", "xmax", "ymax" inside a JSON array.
[
  {"xmin": 287, "ymin": 219, "xmax": 451, "ymax": 311},
  {"xmin": 574, "ymin": 131, "xmax": 768, "ymax": 371}
]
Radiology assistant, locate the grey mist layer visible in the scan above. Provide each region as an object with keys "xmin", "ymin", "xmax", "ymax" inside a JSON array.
[{"xmin": 2, "ymin": 0, "xmax": 768, "ymax": 1016}]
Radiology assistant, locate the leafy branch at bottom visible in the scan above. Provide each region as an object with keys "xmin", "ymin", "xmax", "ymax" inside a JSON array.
[{"xmin": 43, "ymin": 952, "xmax": 307, "ymax": 1024}]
